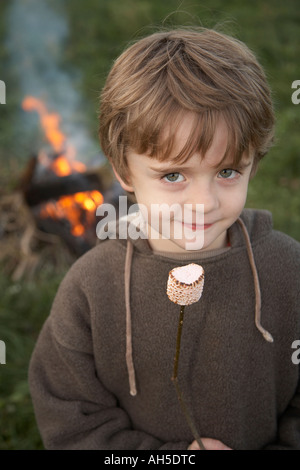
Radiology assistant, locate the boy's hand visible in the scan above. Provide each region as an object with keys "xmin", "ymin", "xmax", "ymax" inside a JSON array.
[{"xmin": 188, "ymin": 438, "xmax": 232, "ymax": 450}]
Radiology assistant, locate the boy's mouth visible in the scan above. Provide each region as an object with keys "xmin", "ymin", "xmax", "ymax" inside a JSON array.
[{"xmin": 181, "ymin": 222, "xmax": 213, "ymax": 231}]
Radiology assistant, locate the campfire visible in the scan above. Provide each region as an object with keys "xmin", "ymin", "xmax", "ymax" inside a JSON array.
[
  {"xmin": 0, "ymin": 96, "xmax": 120, "ymax": 280},
  {"xmin": 21, "ymin": 96, "xmax": 105, "ymax": 240}
]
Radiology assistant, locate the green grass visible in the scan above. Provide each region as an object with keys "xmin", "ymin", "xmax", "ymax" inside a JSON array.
[
  {"xmin": 0, "ymin": 268, "xmax": 65, "ymax": 449},
  {"xmin": 0, "ymin": 0, "xmax": 299, "ymax": 449}
]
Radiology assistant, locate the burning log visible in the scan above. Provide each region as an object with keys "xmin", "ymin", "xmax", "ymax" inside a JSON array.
[
  {"xmin": 23, "ymin": 172, "xmax": 102, "ymax": 206},
  {"xmin": 17, "ymin": 155, "xmax": 119, "ymax": 255},
  {"xmin": 19, "ymin": 155, "xmax": 112, "ymax": 206}
]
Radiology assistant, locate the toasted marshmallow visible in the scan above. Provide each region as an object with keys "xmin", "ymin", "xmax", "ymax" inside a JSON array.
[{"xmin": 167, "ymin": 263, "xmax": 204, "ymax": 306}]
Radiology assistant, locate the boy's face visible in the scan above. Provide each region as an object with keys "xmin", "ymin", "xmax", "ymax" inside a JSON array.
[{"xmin": 115, "ymin": 114, "xmax": 254, "ymax": 252}]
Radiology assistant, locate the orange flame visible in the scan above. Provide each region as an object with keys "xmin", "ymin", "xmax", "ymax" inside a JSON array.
[
  {"xmin": 51, "ymin": 155, "xmax": 86, "ymax": 177},
  {"xmin": 40, "ymin": 190, "xmax": 104, "ymax": 237},
  {"xmin": 22, "ymin": 96, "xmax": 103, "ymax": 237},
  {"xmin": 22, "ymin": 96, "xmax": 66, "ymax": 153}
]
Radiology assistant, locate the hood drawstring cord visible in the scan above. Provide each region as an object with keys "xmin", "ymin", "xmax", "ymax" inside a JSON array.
[
  {"xmin": 124, "ymin": 239, "xmax": 137, "ymax": 396},
  {"xmin": 237, "ymin": 218, "xmax": 274, "ymax": 343}
]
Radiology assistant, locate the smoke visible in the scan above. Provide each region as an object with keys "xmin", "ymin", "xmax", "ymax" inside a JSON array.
[{"xmin": 6, "ymin": 0, "xmax": 102, "ymax": 164}]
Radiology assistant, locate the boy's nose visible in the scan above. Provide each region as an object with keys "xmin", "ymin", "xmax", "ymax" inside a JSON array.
[{"xmin": 186, "ymin": 181, "xmax": 219, "ymax": 213}]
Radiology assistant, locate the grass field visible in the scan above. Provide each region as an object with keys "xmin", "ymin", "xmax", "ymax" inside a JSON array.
[{"xmin": 0, "ymin": 0, "xmax": 299, "ymax": 449}]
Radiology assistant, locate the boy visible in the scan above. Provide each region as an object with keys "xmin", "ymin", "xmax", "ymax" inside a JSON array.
[{"xmin": 29, "ymin": 28, "xmax": 300, "ymax": 450}]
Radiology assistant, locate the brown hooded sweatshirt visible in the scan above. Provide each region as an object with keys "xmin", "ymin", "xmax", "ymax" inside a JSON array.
[{"xmin": 28, "ymin": 209, "xmax": 300, "ymax": 450}]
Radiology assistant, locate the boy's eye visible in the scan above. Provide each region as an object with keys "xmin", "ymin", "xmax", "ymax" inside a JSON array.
[
  {"xmin": 218, "ymin": 169, "xmax": 239, "ymax": 179},
  {"xmin": 163, "ymin": 172, "xmax": 185, "ymax": 183}
]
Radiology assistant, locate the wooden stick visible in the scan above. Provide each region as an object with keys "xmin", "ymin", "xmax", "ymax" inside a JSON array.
[{"xmin": 172, "ymin": 305, "xmax": 206, "ymax": 450}]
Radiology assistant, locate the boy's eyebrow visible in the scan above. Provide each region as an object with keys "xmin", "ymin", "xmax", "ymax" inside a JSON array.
[
  {"xmin": 211, "ymin": 156, "xmax": 254, "ymax": 170},
  {"xmin": 229, "ymin": 160, "xmax": 253, "ymax": 169},
  {"xmin": 149, "ymin": 163, "xmax": 192, "ymax": 173},
  {"xmin": 149, "ymin": 159, "xmax": 253, "ymax": 173}
]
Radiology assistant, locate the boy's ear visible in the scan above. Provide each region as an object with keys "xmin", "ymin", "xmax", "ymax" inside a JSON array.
[
  {"xmin": 250, "ymin": 160, "xmax": 258, "ymax": 179},
  {"xmin": 112, "ymin": 165, "xmax": 134, "ymax": 193}
]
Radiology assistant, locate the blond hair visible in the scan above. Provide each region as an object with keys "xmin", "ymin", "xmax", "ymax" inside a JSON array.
[{"xmin": 99, "ymin": 28, "xmax": 275, "ymax": 180}]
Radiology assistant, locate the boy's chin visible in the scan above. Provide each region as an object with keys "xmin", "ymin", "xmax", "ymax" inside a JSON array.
[{"xmin": 162, "ymin": 237, "xmax": 205, "ymax": 253}]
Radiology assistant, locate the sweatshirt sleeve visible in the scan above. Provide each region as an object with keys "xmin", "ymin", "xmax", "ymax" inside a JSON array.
[
  {"xmin": 28, "ymin": 271, "xmax": 189, "ymax": 451},
  {"xmin": 263, "ymin": 371, "xmax": 300, "ymax": 450}
]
